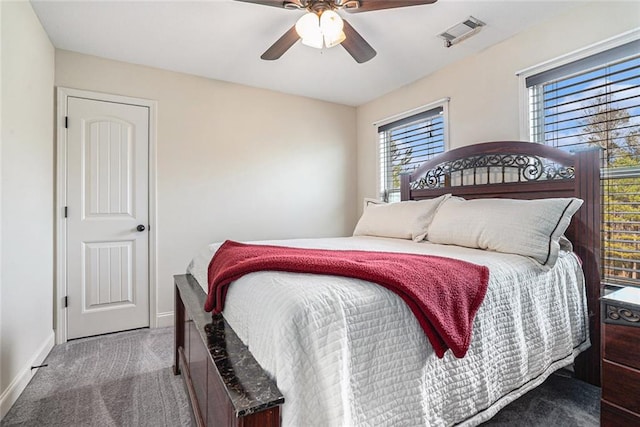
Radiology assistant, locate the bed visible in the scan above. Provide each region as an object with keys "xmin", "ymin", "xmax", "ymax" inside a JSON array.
[{"xmin": 173, "ymin": 141, "xmax": 602, "ymax": 427}]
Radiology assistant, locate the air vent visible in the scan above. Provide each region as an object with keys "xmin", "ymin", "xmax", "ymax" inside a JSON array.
[{"xmin": 438, "ymin": 16, "xmax": 485, "ymax": 48}]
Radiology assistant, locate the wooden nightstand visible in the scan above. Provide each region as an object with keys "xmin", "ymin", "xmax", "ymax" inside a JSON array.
[{"xmin": 601, "ymin": 286, "xmax": 640, "ymax": 427}]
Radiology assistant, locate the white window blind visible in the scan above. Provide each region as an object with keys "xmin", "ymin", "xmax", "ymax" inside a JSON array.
[
  {"xmin": 378, "ymin": 106, "xmax": 445, "ymax": 202},
  {"xmin": 526, "ymin": 39, "xmax": 640, "ymax": 287}
]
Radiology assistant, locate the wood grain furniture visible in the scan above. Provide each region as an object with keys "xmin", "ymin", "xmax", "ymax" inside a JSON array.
[
  {"xmin": 174, "ymin": 274, "xmax": 283, "ymax": 427},
  {"xmin": 601, "ymin": 286, "xmax": 640, "ymax": 426},
  {"xmin": 174, "ymin": 141, "xmax": 602, "ymax": 426}
]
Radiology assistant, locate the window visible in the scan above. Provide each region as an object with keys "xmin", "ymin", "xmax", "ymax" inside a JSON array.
[
  {"xmin": 524, "ymin": 37, "xmax": 640, "ymax": 288},
  {"xmin": 378, "ymin": 101, "xmax": 448, "ymax": 203}
]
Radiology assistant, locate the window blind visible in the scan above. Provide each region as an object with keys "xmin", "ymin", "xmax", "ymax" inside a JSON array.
[
  {"xmin": 378, "ymin": 106, "xmax": 444, "ymax": 202},
  {"xmin": 527, "ymin": 42, "xmax": 640, "ymax": 287}
]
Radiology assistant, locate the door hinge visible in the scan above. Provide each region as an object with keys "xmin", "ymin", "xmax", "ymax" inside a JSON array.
[
  {"xmin": 64, "ymin": 296, "xmax": 68, "ymax": 308},
  {"xmin": 65, "ymin": 116, "xmax": 68, "ymax": 128},
  {"xmin": 64, "ymin": 206, "xmax": 68, "ymax": 218}
]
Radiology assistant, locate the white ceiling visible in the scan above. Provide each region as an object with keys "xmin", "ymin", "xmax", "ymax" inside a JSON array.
[{"xmin": 31, "ymin": 0, "xmax": 588, "ymax": 106}]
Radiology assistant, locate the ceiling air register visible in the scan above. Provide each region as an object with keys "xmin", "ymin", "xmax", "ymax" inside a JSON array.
[{"xmin": 438, "ymin": 16, "xmax": 485, "ymax": 48}]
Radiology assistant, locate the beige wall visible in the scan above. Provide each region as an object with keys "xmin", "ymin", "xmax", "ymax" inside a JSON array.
[
  {"xmin": 1, "ymin": 0, "xmax": 55, "ymax": 417},
  {"xmin": 356, "ymin": 1, "xmax": 640, "ymax": 211},
  {"xmin": 54, "ymin": 51, "xmax": 357, "ymax": 322}
]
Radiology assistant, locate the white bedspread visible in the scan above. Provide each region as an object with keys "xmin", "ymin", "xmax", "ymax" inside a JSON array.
[{"xmin": 187, "ymin": 236, "xmax": 589, "ymax": 426}]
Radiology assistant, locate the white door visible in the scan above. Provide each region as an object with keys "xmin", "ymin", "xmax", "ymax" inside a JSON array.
[{"xmin": 66, "ymin": 96, "xmax": 150, "ymax": 339}]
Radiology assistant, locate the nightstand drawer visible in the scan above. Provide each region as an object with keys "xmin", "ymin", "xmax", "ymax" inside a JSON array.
[
  {"xmin": 603, "ymin": 322, "xmax": 640, "ymax": 370},
  {"xmin": 602, "ymin": 360, "xmax": 640, "ymax": 414}
]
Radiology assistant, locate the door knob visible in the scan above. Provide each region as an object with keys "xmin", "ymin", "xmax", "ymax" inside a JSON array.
[{"xmin": 137, "ymin": 224, "xmax": 146, "ymax": 232}]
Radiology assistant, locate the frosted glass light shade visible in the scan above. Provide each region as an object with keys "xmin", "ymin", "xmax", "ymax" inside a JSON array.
[
  {"xmin": 295, "ymin": 13, "xmax": 321, "ymax": 40},
  {"xmin": 301, "ymin": 32, "xmax": 324, "ymax": 49},
  {"xmin": 320, "ymin": 10, "xmax": 344, "ymax": 48},
  {"xmin": 324, "ymin": 30, "xmax": 346, "ymax": 48},
  {"xmin": 320, "ymin": 10, "xmax": 343, "ymax": 37}
]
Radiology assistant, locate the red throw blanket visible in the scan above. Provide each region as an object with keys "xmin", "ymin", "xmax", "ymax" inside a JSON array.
[{"xmin": 205, "ymin": 240, "xmax": 490, "ymax": 358}]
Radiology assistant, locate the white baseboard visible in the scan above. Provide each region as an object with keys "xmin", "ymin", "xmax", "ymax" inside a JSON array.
[
  {"xmin": 0, "ymin": 331, "xmax": 55, "ymax": 420},
  {"xmin": 156, "ymin": 311, "xmax": 174, "ymax": 328}
]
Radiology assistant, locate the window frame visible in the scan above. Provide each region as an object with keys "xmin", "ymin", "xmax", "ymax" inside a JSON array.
[
  {"xmin": 517, "ymin": 28, "xmax": 640, "ymax": 141},
  {"xmin": 373, "ymin": 98, "xmax": 450, "ymax": 202},
  {"xmin": 517, "ymin": 28, "xmax": 640, "ymax": 288}
]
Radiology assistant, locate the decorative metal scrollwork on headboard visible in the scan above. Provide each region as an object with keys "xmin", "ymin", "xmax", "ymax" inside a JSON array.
[{"xmin": 411, "ymin": 153, "xmax": 575, "ymax": 190}]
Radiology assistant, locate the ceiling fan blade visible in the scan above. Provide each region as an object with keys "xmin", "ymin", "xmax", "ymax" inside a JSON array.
[
  {"xmin": 261, "ymin": 26, "xmax": 300, "ymax": 60},
  {"xmin": 234, "ymin": 0, "xmax": 302, "ymax": 9},
  {"xmin": 341, "ymin": 20, "xmax": 376, "ymax": 63},
  {"xmin": 344, "ymin": 0, "xmax": 437, "ymax": 13}
]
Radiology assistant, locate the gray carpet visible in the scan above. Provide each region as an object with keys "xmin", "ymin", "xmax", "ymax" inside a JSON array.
[
  {"xmin": 481, "ymin": 369, "xmax": 601, "ymax": 426},
  {"xmin": 2, "ymin": 327, "xmax": 600, "ymax": 426},
  {"xmin": 1, "ymin": 328, "xmax": 193, "ymax": 427}
]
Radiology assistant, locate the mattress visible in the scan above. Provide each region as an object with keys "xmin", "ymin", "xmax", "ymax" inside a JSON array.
[{"xmin": 187, "ymin": 236, "xmax": 589, "ymax": 426}]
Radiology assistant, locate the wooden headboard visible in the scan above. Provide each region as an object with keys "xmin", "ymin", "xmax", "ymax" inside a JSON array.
[{"xmin": 400, "ymin": 141, "xmax": 602, "ymax": 386}]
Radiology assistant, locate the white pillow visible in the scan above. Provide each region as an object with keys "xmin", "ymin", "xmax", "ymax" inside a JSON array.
[
  {"xmin": 363, "ymin": 197, "xmax": 385, "ymax": 211},
  {"xmin": 559, "ymin": 235, "xmax": 573, "ymax": 253},
  {"xmin": 353, "ymin": 194, "xmax": 450, "ymax": 242},
  {"xmin": 427, "ymin": 197, "xmax": 583, "ymax": 267}
]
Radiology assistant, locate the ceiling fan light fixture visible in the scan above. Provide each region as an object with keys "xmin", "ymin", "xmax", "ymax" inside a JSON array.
[
  {"xmin": 250, "ymin": 0, "xmax": 437, "ymax": 63},
  {"xmin": 295, "ymin": 9, "xmax": 346, "ymax": 50}
]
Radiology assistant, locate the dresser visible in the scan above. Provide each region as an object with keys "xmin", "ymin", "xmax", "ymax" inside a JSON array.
[{"xmin": 601, "ymin": 286, "xmax": 640, "ymax": 426}]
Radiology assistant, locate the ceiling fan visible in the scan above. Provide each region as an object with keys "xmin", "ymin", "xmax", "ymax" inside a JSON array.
[{"xmin": 236, "ymin": 0, "xmax": 438, "ymax": 64}]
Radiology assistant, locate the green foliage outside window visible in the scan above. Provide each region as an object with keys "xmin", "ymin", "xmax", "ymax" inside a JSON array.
[{"xmin": 580, "ymin": 93, "xmax": 640, "ymax": 285}]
